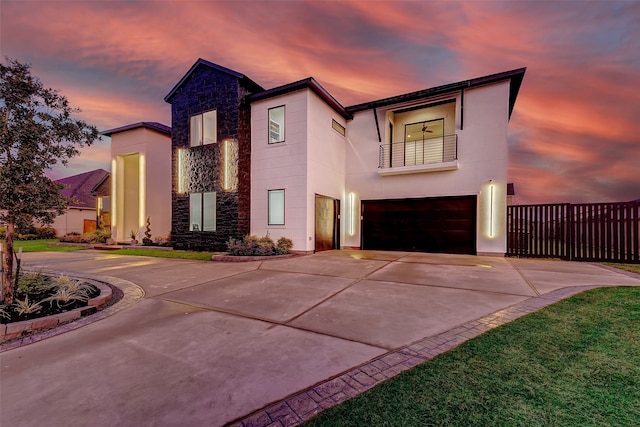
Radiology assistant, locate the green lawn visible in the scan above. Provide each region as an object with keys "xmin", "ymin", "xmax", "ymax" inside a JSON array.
[
  {"xmin": 305, "ymin": 286, "xmax": 640, "ymax": 426},
  {"xmin": 604, "ymin": 263, "xmax": 640, "ymax": 275},
  {"xmin": 107, "ymin": 248, "xmax": 215, "ymax": 261},
  {"xmin": 6, "ymin": 239, "xmax": 86, "ymax": 252}
]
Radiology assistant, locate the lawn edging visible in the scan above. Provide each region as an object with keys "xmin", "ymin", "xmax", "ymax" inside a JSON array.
[
  {"xmin": 1, "ymin": 279, "xmax": 111, "ymax": 343},
  {"xmin": 0, "ymin": 272, "xmax": 144, "ymax": 352}
]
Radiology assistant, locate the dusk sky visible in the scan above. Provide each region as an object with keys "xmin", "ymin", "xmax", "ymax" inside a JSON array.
[{"xmin": 1, "ymin": 0, "xmax": 638, "ymax": 204}]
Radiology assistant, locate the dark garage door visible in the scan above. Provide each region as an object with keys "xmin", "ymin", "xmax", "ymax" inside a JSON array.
[{"xmin": 361, "ymin": 196, "xmax": 477, "ymax": 254}]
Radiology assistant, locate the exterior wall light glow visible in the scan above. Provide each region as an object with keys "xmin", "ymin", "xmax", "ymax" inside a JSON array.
[
  {"xmin": 139, "ymin": 154, "xmax": 146, "ymax": 227},
  {"xmin": 221, "ymin": 139, "xmax": 238, "ymax": 191},
  {"xmin": 177, "ymin": 148, "xmax": 186, "ymax": 193},
  {"xmin": 485, "ymin": 179, "xmax": 497, "ymax": 239},
  {"xmin": 349, "ymin": 192, "xmax": 356, "ymax": 236},
  {"xmin": 111, "ymin": 159, "xmax": 117, "ymax": 226}
]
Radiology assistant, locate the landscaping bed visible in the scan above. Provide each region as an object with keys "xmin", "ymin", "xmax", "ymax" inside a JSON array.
[{"xmin": 1, "ymin": 272, "xmax": 113, "ymax": 343}]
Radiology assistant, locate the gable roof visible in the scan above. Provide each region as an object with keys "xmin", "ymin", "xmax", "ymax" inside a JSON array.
[
  {"xmin": 164, "ymin": 58, "xmax": 264, "ymax": 103},
  {"xmin": 55, "ymin": 169, "xmax": 110, "ymax": 209},
  {"xmin": 102, "ymin": 122, "xmax": 171, "ymax": 137},
  {"xmin": 346, "ymin": 67, "xmax": 526, "ymax": 118},
  {"xmin": 247, "ymin": 77, "xmax": 352, "ymax": 120}
]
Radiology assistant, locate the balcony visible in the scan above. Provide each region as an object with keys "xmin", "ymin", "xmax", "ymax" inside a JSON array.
[{"xmin": 378, "ymin": 134, "xmax": 458, "ymax": 176}]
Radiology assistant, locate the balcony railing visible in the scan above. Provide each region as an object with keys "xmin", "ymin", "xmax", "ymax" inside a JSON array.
[{"xmin": 379, "ymin": 134, "xmax": 458, "ymax": 169}]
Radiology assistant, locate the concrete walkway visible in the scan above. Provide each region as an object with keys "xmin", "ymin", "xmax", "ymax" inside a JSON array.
[{"xmin": 1, "ymin": 250, "xmax": 638, "ymax": 427}]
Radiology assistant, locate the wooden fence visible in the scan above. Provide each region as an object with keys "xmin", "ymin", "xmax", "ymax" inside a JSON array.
[{"xmin": 507, "ymin": 201, "xmax": 639, "ymax": 263}]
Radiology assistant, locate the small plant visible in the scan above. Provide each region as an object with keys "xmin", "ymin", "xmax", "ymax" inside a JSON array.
[
  {"xmin": 16, "ymin": 271, "xmax": 51, "ymax": 298},
  {"xmin": 13, "ymin": 296, "xmax": 43, "ymax": 316},
  {"xmin": 53, "ymin": 275, "xmax": 94, "ymax": 297},
  {"xmin": 0, "ymin": 305, "xmax": 11, "ymax": 320},
  {"xmin": 43, "ymin": 287, "xmax": 89, "ymax": 309},
  {"xmin": 275, "ymin": 237, "xmax": 294, "ymax": 255},
  {"xmin": 129, "ymin": 229, "xmax": 138, "ymax": 240},
  {"xmin": 142, "ymin": 216, "xmax": 153, "ymax": 246}
]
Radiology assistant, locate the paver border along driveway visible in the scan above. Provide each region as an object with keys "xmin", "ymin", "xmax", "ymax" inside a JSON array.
[{"xmin": 1, "ymin": 250, "xmax": 638, "ymax": 427}]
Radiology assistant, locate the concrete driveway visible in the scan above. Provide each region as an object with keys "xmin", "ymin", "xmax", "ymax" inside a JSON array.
[{"xmin": 1, "ymin": 250, "xmax": 638, "ymax": 426}]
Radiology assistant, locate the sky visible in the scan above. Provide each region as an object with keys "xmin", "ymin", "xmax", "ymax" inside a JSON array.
[{"xmin": 1, "ymin": 0, "xmax": 638, "ymax": 204}]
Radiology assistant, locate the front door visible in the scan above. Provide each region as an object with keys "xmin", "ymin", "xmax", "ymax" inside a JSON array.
[{"xmin": 315, "ymin": 195, "xmax": 340, "ymax": 252}]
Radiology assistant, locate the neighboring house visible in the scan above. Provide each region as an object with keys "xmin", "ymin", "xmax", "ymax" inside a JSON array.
[
  {"xmin": 160, "ymin": 58, "xmax": 525, "ymax": 255},
  {"xmin": 51, "ymin": 169, "xmax": 110, "ymax": 236},
  {"xmin": 102, "ymin": 122, "xmax": 172, "ymax": 244}
]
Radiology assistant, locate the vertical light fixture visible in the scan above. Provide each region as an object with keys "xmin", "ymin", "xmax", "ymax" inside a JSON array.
[
  {"xmin": 139, "ymin": 154, "xmax": 146, "ymax": 227},
  {"xmin": 349, "ymin": 192, "xmax": 356, "ymax": 236},
  {"xmin": 111, "ymin": 159, "xmax": 117, "ymax": 227},
  {"xmin": 223, "ymin": 139, "xmax": 230, "ymax": 191},
  {"xmin": 487, "ymin": 180, "xmax": 496, "ymax": 238},
  {"xmin": 177, "ymin": 148, "xmax": 186, "ymax": 193}
]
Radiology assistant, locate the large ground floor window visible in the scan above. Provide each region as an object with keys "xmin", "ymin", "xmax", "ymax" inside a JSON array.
[{"xmin": 190, "ymin": 192, "xmax": 216, "ymax": 231}]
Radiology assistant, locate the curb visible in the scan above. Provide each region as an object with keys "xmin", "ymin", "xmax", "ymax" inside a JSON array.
[{"xmin": 0, "ymin": 271, "xmax": 144, "ymax": 352}]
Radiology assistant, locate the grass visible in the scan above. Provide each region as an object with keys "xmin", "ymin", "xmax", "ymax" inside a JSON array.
[
  {"xmin": 6, "ymin": 239, "xmax": 86, "ymax": 252},
  {"xmin": 604, "ymin": 263, "xmax": 640, "ymax": 275},
  {"xmin": 305, "ymin": 286, "xmax": 640, "ymax": 426},
  {"xmin": 107, "ymin": 248, "xmax": 215, "ymax": 261}
]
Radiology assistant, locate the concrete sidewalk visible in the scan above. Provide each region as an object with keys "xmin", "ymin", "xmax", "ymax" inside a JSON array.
[{"xmin": 1, "ymin": 250, "xmax": 638, "ymax": 426}]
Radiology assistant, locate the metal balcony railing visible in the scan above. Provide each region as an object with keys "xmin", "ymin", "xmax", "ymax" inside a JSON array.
[{"xmin": 379, "ymin": 134, "xmax": 458, "ymax": 169}]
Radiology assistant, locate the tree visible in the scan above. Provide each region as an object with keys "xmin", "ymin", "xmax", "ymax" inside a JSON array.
[{"xmin": 0, "ymin": 58, "xmax": 100, "ymax": 304}]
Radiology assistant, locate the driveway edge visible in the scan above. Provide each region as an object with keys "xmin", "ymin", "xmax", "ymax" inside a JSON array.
[{"xmin": 230, "ymin": 284, "xmax": 633, "ymax": 427}]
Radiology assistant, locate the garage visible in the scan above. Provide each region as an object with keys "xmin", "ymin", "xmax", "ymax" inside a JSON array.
[{"xmin": 361, "ymin": 195, "xmax": 477, "ymax": 254}]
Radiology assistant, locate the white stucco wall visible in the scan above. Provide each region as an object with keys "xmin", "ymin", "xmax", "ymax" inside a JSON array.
[
  {"xmin": 251, "ymin": 89, "xmax": 348, "ymax": 252},
  {"xmin": 110, "ymin": 127, "xmax": 172, "ymax": 242},
  {"xmin": 251, "ymin": 91, "xmax": 309, "ymax": 250},
  {"xmin": 345, "ymin": 81, "xmax": 511, "ymax": 255},
  {"xmin": 305, "ymin": 92, "xmax": 347, "ymax": 250}
]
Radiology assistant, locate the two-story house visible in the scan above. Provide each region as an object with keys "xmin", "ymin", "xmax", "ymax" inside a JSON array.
[{"xmin": 164, "ymin": 58, "xmax": 525, "ymax": 256}]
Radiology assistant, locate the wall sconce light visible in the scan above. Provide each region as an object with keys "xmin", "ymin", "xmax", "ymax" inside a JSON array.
[
  {"xmin": 349, "ymin": 192, "xmax": 356, "ymax": 236},
  {"xmin": 177, "ymin": 148, "xmax": 186, "ymax": 193},
  {"xmin": 485, "ymin": 179, "xmax": 496, "ymax": 239}
]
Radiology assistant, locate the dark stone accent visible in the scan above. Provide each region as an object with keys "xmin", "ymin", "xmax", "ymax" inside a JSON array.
[{"xmin": 168, "ymin": 63, "xmax": 259, "ymax": 251}]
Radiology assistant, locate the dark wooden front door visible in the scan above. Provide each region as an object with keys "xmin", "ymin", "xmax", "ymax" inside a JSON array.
[
  {"xmin": 361, "ymin": 196, "xmax": 476, "ymax": 254},
  {"xmin": 315, "ymin": 195, "xmax": 340, "ymax": 252}
]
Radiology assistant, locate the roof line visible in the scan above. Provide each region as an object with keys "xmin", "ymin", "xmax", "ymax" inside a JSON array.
[
  {"xmin": 102, "ymin": 122, "xmax": 171, "ymax": 137},
  {"xmin": 247, "ymin": 77, "xmax": 352, "ymax": 120},
  {"xmin": 346, "ymin": 67, "xmax": 526, "ymax": 118},
  {"xmin": 164, "ymin": 58, "xmax": 263, "ymax": 103}
]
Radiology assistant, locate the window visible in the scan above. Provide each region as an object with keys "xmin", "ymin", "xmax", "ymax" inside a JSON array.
[
  {"xmin": 332, "ymin": 119, "xmax": 345, "ymax": 136},
  {"xmin": 190, "ymin": 110, "xmax": 217, "ymax": 147},
  {"xmin": 268, "ymin": 189, "xmax": 285, "ymax": 225},
  {"xmin": 190, "ymin": 192, "xmax": 216, "ymax": 231},
  {"xmin": 268, "ymin": 106, "xmax": 285, "ymax": 143}
]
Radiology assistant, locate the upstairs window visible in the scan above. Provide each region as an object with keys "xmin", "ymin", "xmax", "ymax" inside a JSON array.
[
  {"xmin": 268, "ymin": 106, "xmax": 285, "ymax": 144},
  {"xmin": 190, "ymin": 110, "xmax": 217, "ymax": 147}
]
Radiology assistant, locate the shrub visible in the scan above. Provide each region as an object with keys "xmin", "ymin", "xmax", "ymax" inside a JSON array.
[
  {"xmin": 142, "ymin": 216, "xmax": 153, "ymax": 245},
  {"xmin": 35, "ymin": 226, "xmax": 57, "ymax": 239},
  {"xmin": 226, "ymin": 234, "xmax": 293, "ymax": 256},
  {"xmin": 0, "ymin": 226, "xmax": 5, "ymax": 240},
  {"xmin": 275, "ymin": 237, "xmax": 294, "ymax": 255},
  {"xmin": 16, "ymin": 271, "xmax": 51, "ymax": 298}
]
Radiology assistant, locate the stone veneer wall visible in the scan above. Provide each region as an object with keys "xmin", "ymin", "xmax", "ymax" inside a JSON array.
[{"xmin": 169, "ymin": 65, "xmax": 255, "ymax": 250}]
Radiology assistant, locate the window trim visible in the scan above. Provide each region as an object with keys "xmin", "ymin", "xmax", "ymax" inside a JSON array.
[
  {"xmin": 190, "ymin": 109, "xmax": 217, "ymax": 147},
  {"xmin": 189, "ymin": 191, "xmax": 217, "ymax": 232},
  {"xmin": 267, "ymin": 189, "xmax": 285, "ymax": 226},
  {"xmin": 268, "ymin": 105, "xmax": 286, "ymax": 144}
]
